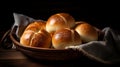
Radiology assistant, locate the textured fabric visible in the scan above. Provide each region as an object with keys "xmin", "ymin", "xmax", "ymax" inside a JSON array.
[
  {"xmin": 66, "ymin": 27, "xmax": 120, "ymax": 64},
  {"xmin": 12, "ymin": 13, "xmax": 35, "ymax": 38}
]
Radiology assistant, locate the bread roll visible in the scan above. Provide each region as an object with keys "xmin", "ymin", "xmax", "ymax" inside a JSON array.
[
  {"xmin": 52, "ymin": 28, "xmax": 82, "ymax": 49},
  {"xmin": 20, "ymin": 21, "xmax": 52, "ymax": 48},
  {"xmin": 46, "ymin": 13, "xmax": 75, "ymax": 34},
  {"xmin": 75, "ymin": 23, "xmax": 98, "ymax": 43}
]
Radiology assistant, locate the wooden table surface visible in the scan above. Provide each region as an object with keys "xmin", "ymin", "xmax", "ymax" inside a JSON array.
[{"xmin": 0, "ymin": 46, "xmax": 111, "ymax": 67}]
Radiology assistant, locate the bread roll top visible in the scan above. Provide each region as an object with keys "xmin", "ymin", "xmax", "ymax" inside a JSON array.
[
  {"xmin": 20, "ymin": 21, "xmax": 52, "ymax": 48},
  {"xmin": 75, "ymin": 23, "xmax": 98, "ymax": 42},
  {"xmin": 52, "ymin": 28, "xmax": 82, "ymax": 49},
  {"xmin": 46, "ymin": 13, "xmax": 75, "ymax": 33}
]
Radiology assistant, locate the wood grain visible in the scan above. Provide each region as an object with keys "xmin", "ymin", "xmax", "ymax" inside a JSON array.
[{"xmin": 0, "ymin": 48, "xmax": 106, "ymax": 66}]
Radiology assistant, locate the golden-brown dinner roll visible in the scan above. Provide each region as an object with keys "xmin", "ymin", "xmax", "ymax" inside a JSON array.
[
  {"xmin": 20, "ymin": 21, "xmax": 52, "ymax": 48},
  {"xmin": 46, "ymin": 13, "xmax": 75, "ymax": 34},
  {"xmin": 52, "ymin": 28, "xmax": 82, "ymax": 49},
  {"xmin": 75, "ymin": 23, "xmax": 98, "ymax": 43}
]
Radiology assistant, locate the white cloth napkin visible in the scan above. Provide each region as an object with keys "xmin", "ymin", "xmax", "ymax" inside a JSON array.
[
  {"xmin": 12, "ymin": 13, "xmax": 35, "ymax": 38},
  {"xmin": 66, "ymin": 27, "xmax": 120, "ymax": 64}
]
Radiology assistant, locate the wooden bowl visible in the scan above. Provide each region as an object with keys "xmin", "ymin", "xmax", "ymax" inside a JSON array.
[{"xmin": 10, "ymin": 26, "xmax": 82, "ymax": 61}]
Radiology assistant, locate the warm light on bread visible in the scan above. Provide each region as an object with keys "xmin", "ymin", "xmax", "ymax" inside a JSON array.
[
  {"xmin": 75, "ymin": 22, "xmax": 98, "ymax": 42},
  {"xmin": 20, "ymin": 21, "xmax": 52, "ymax": 48},
  {"xmin": 46, "ymin": 13, "xmax": 75, "ymax": 34},
  {"xmin": 20, "ymin": 13, "xmax": 100, "ymax": 49},
  {"xmin": 52, "ymin": 28, "xmax": 82, "ymax": 49}
]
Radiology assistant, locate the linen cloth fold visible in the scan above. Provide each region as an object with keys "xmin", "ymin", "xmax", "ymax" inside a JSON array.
[
  {"xmin": 12, "ymin": 13, "xmax": 35, "ymax": 38},
  {"xmin": 66, "ymin": 27, "xmax": 120, "ymax": 64}
]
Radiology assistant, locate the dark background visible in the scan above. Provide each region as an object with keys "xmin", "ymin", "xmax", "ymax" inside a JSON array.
[
  {"xmin": 0, "ymin": 0, "xmax": 120, "ymax": 65},
  {"xmin": 0, "ymin": 0, "xmax": 120, "ymax": 38}
]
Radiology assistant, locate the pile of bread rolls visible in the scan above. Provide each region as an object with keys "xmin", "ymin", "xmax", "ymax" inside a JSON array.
[{"xmin": 20, "ymin": 13, "xmax": 99, "ymax": 49}]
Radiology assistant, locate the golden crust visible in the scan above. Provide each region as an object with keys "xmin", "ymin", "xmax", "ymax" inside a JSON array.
[
  {"xmin": 20, "ymin": 21, "xmax": 52, "ymax": 48},
  {"xmin": 52, "ymin": 28, "xmax": 82, "ymax": 49},
  {"xmin": 75, "ymin": 23, "xmax": 98, "ymax": 42},
  {"xmin": 46, "ymin": 13, "xmax": 75, "ymax": 33}
]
